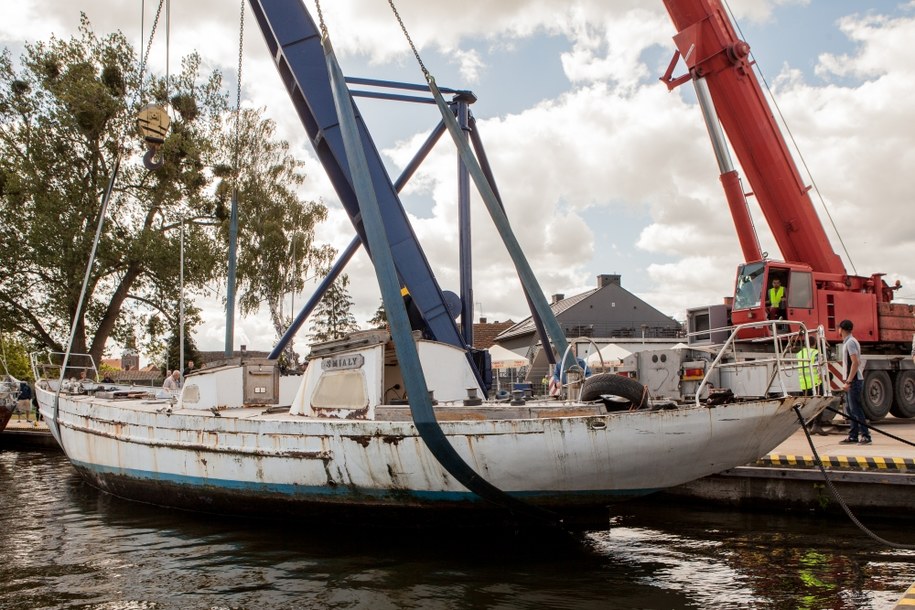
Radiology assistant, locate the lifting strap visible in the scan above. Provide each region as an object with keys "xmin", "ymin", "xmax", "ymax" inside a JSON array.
[
  {"xmin": 319, "ymin": 21, "xmax": 559, "ymax": 527},
  {"xmin": 386, "ymin": 0, "xmax": 570, "ymax": 360}
]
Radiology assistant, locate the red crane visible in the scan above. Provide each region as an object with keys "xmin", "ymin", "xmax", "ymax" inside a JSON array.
[{"xmin": 660, "ymin": 0, "xmax": 912, "ymax": 346}]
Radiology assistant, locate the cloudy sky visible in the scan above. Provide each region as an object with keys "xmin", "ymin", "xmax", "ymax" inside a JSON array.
[{"xmin": 4, "ymin": 1, "xmax": 915, "ymax": 355}]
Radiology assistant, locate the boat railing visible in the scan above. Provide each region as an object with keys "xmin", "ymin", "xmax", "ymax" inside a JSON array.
[
  {"xmin": 557, "ymin": 338, "xmax": 603, "ymax": 401},
  {"xmin": 694, "ymin": 320, "xmax": 830, "ymax": 407},
  {"xmin": 29, "ymin": 351, "xmax": 99, "ymax": 389}
]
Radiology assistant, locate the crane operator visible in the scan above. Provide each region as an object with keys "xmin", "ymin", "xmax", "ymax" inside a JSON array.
[{"xmin": 767, "ymin": 277, "xmax": 786, "ymax": 320}]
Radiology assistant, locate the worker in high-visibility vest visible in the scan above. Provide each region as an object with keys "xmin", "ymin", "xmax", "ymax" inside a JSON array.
[
  {"xmin": 767, "ymin": 277, "xmax": 786, "ymax": 320},
  {"xmin": 797, "ymin": 334, "xmax": 827, "ymax": 435}
]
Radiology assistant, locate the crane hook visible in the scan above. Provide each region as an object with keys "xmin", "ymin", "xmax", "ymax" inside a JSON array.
[{"xmin": 136, "ymin": 103, "xmax": 171, "ymax": 171}]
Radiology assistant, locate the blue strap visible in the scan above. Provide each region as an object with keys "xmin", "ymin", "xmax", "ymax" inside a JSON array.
[
  {"xmin": 322, "ymin": 37, "xmax": 559, "ymax": 525},
  {"xmin": 426, "ymin": 76, "xmax": 569, "ymax": 359}
]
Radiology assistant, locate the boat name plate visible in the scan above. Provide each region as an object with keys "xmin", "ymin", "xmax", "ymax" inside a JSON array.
[{"xmin": 321, "ymin": 354, "xmax": 365, "ymax": 371}]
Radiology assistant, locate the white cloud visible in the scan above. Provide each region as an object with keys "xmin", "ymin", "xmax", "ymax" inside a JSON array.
[{"xmin": 7, "ymin": 0, "xmax": 915, "ymax": 352}]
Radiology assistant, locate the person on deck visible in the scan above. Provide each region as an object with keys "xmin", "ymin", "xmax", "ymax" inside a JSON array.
[
  {"xmin": 162, "ymin": 370, "xmax": 181, "ymax": 393},
  {"xmin": 796, "ymin": 332, "xmax": 826, "ymax": 435}
]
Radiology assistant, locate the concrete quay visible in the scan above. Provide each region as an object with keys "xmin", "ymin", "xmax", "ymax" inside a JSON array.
[
  {"xmin": 1, "ymin": 418, "xmax": 59, "ymax": 450},
  {"xmin": 662, "ymin": 415, "xmax": 915, "ymax": 517}
]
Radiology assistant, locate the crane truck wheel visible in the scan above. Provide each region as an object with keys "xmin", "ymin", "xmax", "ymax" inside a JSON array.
[
  {"xmin": 890, "ymin": 370, "xmax": 915, "ymax": 419},
  {"xmin": 861, "ymin": 370, "xmax": 892, "ymax": 421},
  {"xmin": 580, "ymin": 373, "xmax": 648, "ymax": 411}
]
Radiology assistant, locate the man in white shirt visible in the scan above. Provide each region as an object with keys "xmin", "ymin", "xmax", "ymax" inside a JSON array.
[
  {"xmin": 162, "ymin": 370, "xmax": 181, "ymax": 393},
  {"xmin": 838, "ymin": 319, "xmax": 870, "ymax": 445}
]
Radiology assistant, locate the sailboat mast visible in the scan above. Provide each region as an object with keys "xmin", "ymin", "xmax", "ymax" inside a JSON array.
[
  {"xmin": 179, "ymin": 217, "xmax": 185, "ymax": 374},
  {"xmin": 225, "ymin": 189, "xmax": 238, "ymax": 358}
]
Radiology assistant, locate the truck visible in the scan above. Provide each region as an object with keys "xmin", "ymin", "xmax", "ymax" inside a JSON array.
[{"xmin": 616, "ymin": 0, "xmax": 915, "ymax": 420}]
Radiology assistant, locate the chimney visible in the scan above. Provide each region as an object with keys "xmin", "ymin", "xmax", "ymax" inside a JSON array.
[
  {"xmin": 551, "ymin": 293, "xmax": 564, "ymax": 304},
  {"xmin": 598, "ymin": 274, "xmax": 621, "ymax": 288},
  {"xmin": 479, "ymin": 317, "xmax": 487, "ymax": 324}
]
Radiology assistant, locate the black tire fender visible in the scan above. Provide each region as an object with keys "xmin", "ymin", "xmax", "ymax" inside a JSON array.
[{"xmin": 580, "ymin": 373, "xmax": 648, "ymax": 409}]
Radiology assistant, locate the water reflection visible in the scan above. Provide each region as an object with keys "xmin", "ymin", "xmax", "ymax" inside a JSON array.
[{"xmin": 1, "ymin": 450, "xmax": 913, "ymax": 609}]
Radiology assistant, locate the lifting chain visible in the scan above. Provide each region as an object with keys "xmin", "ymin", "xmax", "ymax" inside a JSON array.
[
  {"xmin": 233, "ymin": 0, "xmax": 245, "ymax": 176},
  {"xmin": 386, "ymin": 0, "xmax": 431, "ymax": 83},
  {"xmin": 314, "ymin": 0, "xmax": 329, "ymax": 41},
  {"xmin": 313, "ymin": 0, "xmax": 430, "ymax": 83}
]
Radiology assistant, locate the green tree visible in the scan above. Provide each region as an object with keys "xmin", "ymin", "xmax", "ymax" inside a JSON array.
[
  {"xmin": 0, "ymin": 335, "xmax": 33, "ymax": 381},
  {"xmin": 368, "ymin": 299, "xmax": 387, "ymax": 329},
  {"xmin": 0, "ymin": 16, "xmax": 326, "ymax": 368},
  {"xmin": 308, "ymin": 274, "xmax": 358, "ymax": 343},
  {"xmin": 228, "ymin": 109, "xmax": 333, "ymax": 367},
  {"xmin": 163, "ymin": 319, "xmax": 202, "ymax": 374}
]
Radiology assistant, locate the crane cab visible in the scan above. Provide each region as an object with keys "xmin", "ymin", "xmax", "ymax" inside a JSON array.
[
  {"xmin": 730, "ymin": 260, "xmax": 885, "ymax": 343},
  {"xmin": 731, "ymin": 261, "xmax": 817, "ymax": 339}
]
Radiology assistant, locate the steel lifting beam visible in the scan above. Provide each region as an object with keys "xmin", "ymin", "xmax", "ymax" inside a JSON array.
[{"xmin": 248, "ymin": 0, "xmax": 468, "ymax": 354}]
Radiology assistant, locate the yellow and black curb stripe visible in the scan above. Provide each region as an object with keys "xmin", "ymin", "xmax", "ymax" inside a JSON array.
[
  {"xmin": 893, "ymin": 580, "xmax": 915, "ymax": 608},
  {"xmin": 759, "ymin": 454, "xmax": 915, "ymax": 471}
]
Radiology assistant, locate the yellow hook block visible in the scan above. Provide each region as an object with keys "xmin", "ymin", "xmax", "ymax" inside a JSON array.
[
  {"xmin": 136, "ymin": 103, "xmax": 171, "ymax": 170},
  {"xmin": 136, "ymin": 103, "xmax": 171, "ymax": 144}
]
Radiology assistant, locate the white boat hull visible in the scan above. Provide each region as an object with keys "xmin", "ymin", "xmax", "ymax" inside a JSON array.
[{"xmin": 36, "ymin": 384, "xmax": 826, "ymax": 522}]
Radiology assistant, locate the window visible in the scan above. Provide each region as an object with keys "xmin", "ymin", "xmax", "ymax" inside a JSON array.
[
  {"xmin": 788, "ymin": 270, "xmax": 813, "ymax": 309},
  {"xmin": 733, "ymin": 262, "xmax": 765, "ymax": 309},
  {"xmin": 312, "ymin": 370, "xmax": 368, "ymax": 409}
]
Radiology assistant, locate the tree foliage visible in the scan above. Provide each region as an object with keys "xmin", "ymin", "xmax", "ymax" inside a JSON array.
[
  {"xmin": 308, "ymin": 274, "xmax": 359, "ymax": 344},
  {"xmin": 0, "ymin": 15, "xmax": 327, "ymax": 367},
  {"xmin": 368, "ymin": 300, "xmax": 387, "ymax": 329},
  {"xmin": 227, "ymin": 109, "xmax": 333, "ymax": 366},
  {"xmin": 163, "ymin": 320, "xmax": 202, "ymax": 375},
  {"xmin": 0, "ymin": 335, "xmax": 33, "ymax": 381}
]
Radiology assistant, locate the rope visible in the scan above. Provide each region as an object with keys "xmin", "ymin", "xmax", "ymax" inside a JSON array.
[
  {"xmin": 0, "ymin": 332, "xmax": 10, "ymax": 377},
  {"xmin": 384, "ymin": 0, "xmax": 570, "ymax": 361},
  {"xmin": 793, "ymin": 406, "xmax": 915, "ymax": 549},
  {"xmin": 824, "ymin": 405, "xmax": 915, "ymax": 448},
  {"xmin": 721, "ymin": 0, "xmax": 856, "ymax": 275}
]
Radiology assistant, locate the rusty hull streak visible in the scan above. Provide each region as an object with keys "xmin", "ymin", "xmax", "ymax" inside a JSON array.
[
  {"xmin": 349, "ymin": 435, "xmax": 372, "ymax": 448},
  {"xmin": 58, "ymin": 420, "xmax": 333, "ymax": 461},
  {"xmin": 311, "ymin": 405, "xmax": 371, "ymax": 420}
]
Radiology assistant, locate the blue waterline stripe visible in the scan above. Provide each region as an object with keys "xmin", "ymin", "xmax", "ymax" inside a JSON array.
[{"xmin": 72, "ymin": 458, "xmax": 658, "ymax": 502}]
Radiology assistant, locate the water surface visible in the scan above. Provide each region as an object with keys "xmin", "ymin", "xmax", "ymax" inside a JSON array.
[{"xmin": 2, "ymin": 449, "xmax": 912, "ymax": 609}]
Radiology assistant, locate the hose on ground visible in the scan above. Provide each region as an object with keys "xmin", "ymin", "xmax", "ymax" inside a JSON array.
[{"xmin": 794, "ymin": 405, "xmax": 915, "ymax": 550}]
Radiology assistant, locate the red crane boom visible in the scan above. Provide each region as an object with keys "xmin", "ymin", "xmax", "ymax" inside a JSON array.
[
  {"xmin": 662, "ymin": 0, "xmax": 845, "ymax": 275},
  {"xmin": 660, "ymin": 0, "xmax": 912, "ymax": 345}
]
